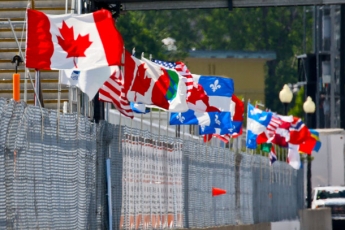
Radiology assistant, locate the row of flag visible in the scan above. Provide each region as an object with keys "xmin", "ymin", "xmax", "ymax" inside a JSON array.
[
  {"xmin": 246, "ymin": 103, "xmax": 321, "ymax": 169},
  {"xmin": 25, "ymin": 9, "xmax": 321, "ymax": 169},
  {"xmin": 25, "ymin": 8, "xmax": 242, "ymax": 136}
]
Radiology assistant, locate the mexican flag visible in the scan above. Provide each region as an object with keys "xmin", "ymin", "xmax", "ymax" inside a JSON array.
[{"xmin": 126, "ymin": 56, "xmax": 188, "ymax": 112}]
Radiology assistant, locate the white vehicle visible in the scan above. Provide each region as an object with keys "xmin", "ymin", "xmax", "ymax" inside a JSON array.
[{"xmin": 311, "ymin": 186, "xmax": 345, "ymax": 220}]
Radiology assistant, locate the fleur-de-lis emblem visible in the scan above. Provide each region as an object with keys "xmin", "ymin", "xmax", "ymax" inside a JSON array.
[
  {"xmin": 210, "ymin": 79, "xmax": 221, "ymax": 92},
  {"xmin": 70, "ymin": 70, "xmax": 80, "ymax": 81},
  {"xmin": 215, "ymin": 115, "xmax": 221, "ymax": 125},
  {"xmin": 176, "ymin": 113, "xmax": 185, "ymax": 123},
  {"xmin": 200, "ymin": 125, "xmax": 205, "ymax": 132}
]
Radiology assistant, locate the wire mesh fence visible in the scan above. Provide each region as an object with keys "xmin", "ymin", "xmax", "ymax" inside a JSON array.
[{"xmin": 0, "ymin": 99, "xmax": 304, "ymax": 230}]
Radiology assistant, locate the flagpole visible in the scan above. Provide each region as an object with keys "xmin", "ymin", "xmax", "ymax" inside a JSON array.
[
  {"xmin": 149, "ymin": 54, "xmax": 153, "ymax": 134},
  {"xmin": 246, "ymin": 99, "xmax": 250, "ymax": 154},
  {"xmin": 57, "ymin": 70, "xmax": 62, "ymax": 136}
]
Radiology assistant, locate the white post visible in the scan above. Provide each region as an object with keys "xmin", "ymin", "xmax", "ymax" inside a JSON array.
[{"xmin": 34, "ymin": 70, "xmax": 40, "ymax": 106}]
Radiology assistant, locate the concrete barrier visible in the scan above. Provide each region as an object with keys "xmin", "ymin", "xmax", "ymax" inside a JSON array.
[
  {"xmin": 177, "ymin": 223, "xmax": 271, "ymax": 230},
  {"xmin": 299, "ymin": 208, "xmax": 332, "ymax": 230}
]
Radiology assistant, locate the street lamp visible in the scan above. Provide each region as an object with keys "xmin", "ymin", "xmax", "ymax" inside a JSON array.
[
  {"xmin": 279, "ymin": 84, "xmax": 293, "ymax": 115},
  {"xmin": 303, "ymin": 96, "xmax": 316, "ymax": 209}
]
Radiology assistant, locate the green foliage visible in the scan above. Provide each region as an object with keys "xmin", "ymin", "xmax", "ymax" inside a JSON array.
[{"xmin": 289, "ymin": 87, "xmax": 305, "ymax": 118}]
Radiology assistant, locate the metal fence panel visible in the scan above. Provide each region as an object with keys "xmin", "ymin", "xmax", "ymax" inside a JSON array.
[{"xmin": 0, "ymin": 99, "xmax": 304, "ymax": 230}]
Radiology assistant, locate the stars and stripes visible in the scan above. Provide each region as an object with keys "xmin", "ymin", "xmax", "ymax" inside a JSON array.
[{"xmin": 99, "ymin": 68, "xmax": 134, "ymax": 118}]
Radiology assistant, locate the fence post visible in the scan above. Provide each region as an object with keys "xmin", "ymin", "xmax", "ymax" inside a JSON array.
[{"xmin": 235, "ymin": 153, "xmax": 243, "ymax": 224}]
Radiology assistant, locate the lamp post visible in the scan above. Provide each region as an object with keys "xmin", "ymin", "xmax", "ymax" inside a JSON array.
[
  {"xmin": 279, "ymin": 84, "xmax": 293, "ymax": 115},
  {"xmin": 303, "ymin": 96, "xmax": 316, "ymax": 209}
]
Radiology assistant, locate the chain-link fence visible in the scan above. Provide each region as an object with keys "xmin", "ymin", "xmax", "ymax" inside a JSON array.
[{"xmin": 0, "ymin": 99, "xmax": 304, "ymax": 230}]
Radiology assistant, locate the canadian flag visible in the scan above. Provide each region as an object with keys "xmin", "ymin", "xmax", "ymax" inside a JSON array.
[{"xmin": 26, "ymin": 9, "xmax": 124, "ymax": 70}]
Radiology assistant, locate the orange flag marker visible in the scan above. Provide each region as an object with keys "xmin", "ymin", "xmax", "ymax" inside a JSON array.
[{"xmin": 212, "ymin": 187, "xmax": 227, "ymax": 196}]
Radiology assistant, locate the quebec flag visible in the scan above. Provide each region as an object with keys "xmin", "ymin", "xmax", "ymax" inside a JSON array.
[
  {"xmin": 170, "ymin": 75, "xmax": 234, "ymax": 125},
  {"xmin": 246, "ymin": 103, "xmax": 272, "ymax": 149},
  {"xmin": 170, "ymin": 110, "xmax": 211, "ymax": 126},
  {"xmin": 199, "ymin": 112, "xmax": 232, "ymax": 135}
]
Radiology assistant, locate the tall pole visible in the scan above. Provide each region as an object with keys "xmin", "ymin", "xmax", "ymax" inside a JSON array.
[
  {"xmin": 283, "ymin": 103, "xmax": 288, "ymax": 115},
  {"xmin": 340, "ymin": 5, "xmax": 345, "ymax": 129},
  {"xmin": 306, "ymin": 113, "xmax": 313, "ymax": 209}
]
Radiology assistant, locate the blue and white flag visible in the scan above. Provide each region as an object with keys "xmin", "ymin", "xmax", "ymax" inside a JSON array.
[
  {"xmin": 198, "ymin": 112, "xmax": 232, "ymax": 135},
  {"xmin": 170, "ymin": 110, "xmax": 211, "ymax": 126},
  {"xmin": 246, "ymin": 103, "xmax": 272, "ymax": 149},
  {"xmin": 170, "ymin": 75, "xmax": 234, "ymax": 126},
  {"xmin": 130, "ymin": 102, "xmax": 150, "ymax": 114},
  {"xmin": 192, "ymin": 74, "xmax": 234, "ymax": 112}
]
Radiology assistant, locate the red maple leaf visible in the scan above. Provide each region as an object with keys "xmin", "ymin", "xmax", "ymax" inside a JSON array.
[
  {"xmin": 56, "ymin": 21, "xmax": 92, "ymax": 68},
  {"xmin": 130, "ymin": 63, "xmax": 151, "ymax": 100}
]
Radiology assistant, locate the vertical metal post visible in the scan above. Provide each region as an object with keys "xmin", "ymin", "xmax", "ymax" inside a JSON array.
[
  {"xmin": 106, "ymin": 159, "xmax": 113, "ymax": 230},
  {"xmin": 315, "ymin": 6, "xmax": 321, "ymax": 128},
  {"xmin": 306, "ymin": 113, "xmax": 313, "ymax": 209},
  {"xmin": 35, "ymin": 70, "xmax": 40, "ymax": 106},
  {"xmin": 24, "ymin": 68, "xmax": 28, "ymax": 102},
  {"xmin": 330, "ymin": 6, "xmax": 336, "ymax": 128},
  {"xmin": 65, "ymin": 0, "xmax": 68, "ymax": 13},
  {"xmin": 303, "ymin": 6, "xmax": 306, "ymax": 54},
  {"xmin": 69, "ymin": 0, "xmax": 76, "ymax": 113},
  {"xmin": 340, "ymin": 5, "xmax": 345, "ymax": 129}
]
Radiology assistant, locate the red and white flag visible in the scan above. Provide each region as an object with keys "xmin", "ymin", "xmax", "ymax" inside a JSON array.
[
  {"xmin": 26, "ymin": 9, "xmax": 124, "ymax": 70},
  {"xmin": 289, "ymin": 117, "xmax": 310, "ymax": 145},
  {"xmin": 99, "ymin": 67, "xmax": 134, "ymax": 118},
  {"xmin": 126, "ymin": 57, "xmax": 188, "ymax": 112}
]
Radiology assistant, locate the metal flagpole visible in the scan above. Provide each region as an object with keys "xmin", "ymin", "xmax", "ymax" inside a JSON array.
[{"xmin": 149, "ymin": 54, "xmax": 153, "ymax": 134}]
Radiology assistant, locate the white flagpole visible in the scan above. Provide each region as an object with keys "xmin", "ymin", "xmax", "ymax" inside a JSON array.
[
  {"xmin": 149, "ymin": 54, "xmax": 153, "ymax": 134},
  {"xmin": 245, "ymin": 99, "xmax": 250, "ymax": 154}
]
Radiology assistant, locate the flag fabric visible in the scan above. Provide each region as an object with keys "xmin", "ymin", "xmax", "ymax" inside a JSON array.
[
  {"xmin": 199, "ymin": 112, "xmax": 232, "ymax": 135},
  {"xmin": 289, "ymin": 117, "xmax": 310, "ymax": 145},
  {"xmin": 99, "ymin": 67, "xmax": 134, "ymax": 118},
  {"xmin": 207, "ymin": 95, "xmax": 244, "ymax": 141},
  {"xmin": 257, "ymin": 113, "xmax": 281, "ymax": 144},
  {"xmin": 26, "ymin": 9, "xmax": 124, "ymax": 70},
  {"xmin": 287, "ymin": 144, "xmax": 301, "ymax": 170},
  {"xmin": 310, "ymin": 129, "xmax": 321, "ymax": 152},
  {"xmin": 229, "ymin": 95, "xmax": 244, "ymax": 136},
  {"xmin": 212, "ymin": 134, "xmax": 231, "ymax": 143},
  {"xmin": 261, "ymin": 143, "xmax": 272, "ymax": 153},
  {"xmin": 170, "ymin": 75, "xmax": 234, "ymax": 126},
  {"xmin": 130, "ymin": 102, "xmax": 150, "ymax": 114},
  {"xmin": 269, "ymin": 144, "xmax": 277, "ymax": 165},
  {"xmin": 170, "ymin": 110, "xmax": 211, "ymax": 126},
  {"xmin": 126, "ymin": 57, "xmax": 188, "ymax": 112},
  {"xmin": 61, "ymin": 66, "xmax": 117, "ymax": 99},
  {"xmin": 299, "ymin": 135, "xmax": 317, "ymax": 155},
  {"xmin": 153, "ymin": 59, "xmax": 224, "ymax": 113},
  {"xmin": 246, "ymin": 103, "xmax": 272, "ymax": 149},
  {"xmin": 192, "ymin": 74, "xmax": 234, "ymax": 111},
  {"xmin": 271, "ymin": 120, "xmax": 291, "ymax": 147},
  {"xmin": 152, "ymin": 59, "xmax": 194, "ymax": 98}
]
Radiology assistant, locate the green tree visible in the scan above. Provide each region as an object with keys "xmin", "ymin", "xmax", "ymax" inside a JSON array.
[{"xmin": 288, "ymin": 87, "xmax": 305, "ymax": 118}]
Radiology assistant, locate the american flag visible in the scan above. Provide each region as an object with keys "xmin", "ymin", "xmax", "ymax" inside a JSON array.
[
  {"xmin": 152, "ymin": 59, "xmax": 194, "ymax": 98},
  {"xmin": 99, "ymin": 67, "xmax": 134, "ymax": 118},
  {"xmin": 266, "ymin": 115, "xmax": 282, "ymax": 139},
  {"xmin": 257, "ymin": 113, "xmax": 281, "ymax": 144}
]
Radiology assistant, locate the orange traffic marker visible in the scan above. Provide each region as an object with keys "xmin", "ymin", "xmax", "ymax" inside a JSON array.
[
  {"xmin": 13, "ymin": 73, "xmax": 20, "ymax": 101},
  {"xmin": 212, "ymin": 187, "xmax": 227, "ymax": 196}
]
